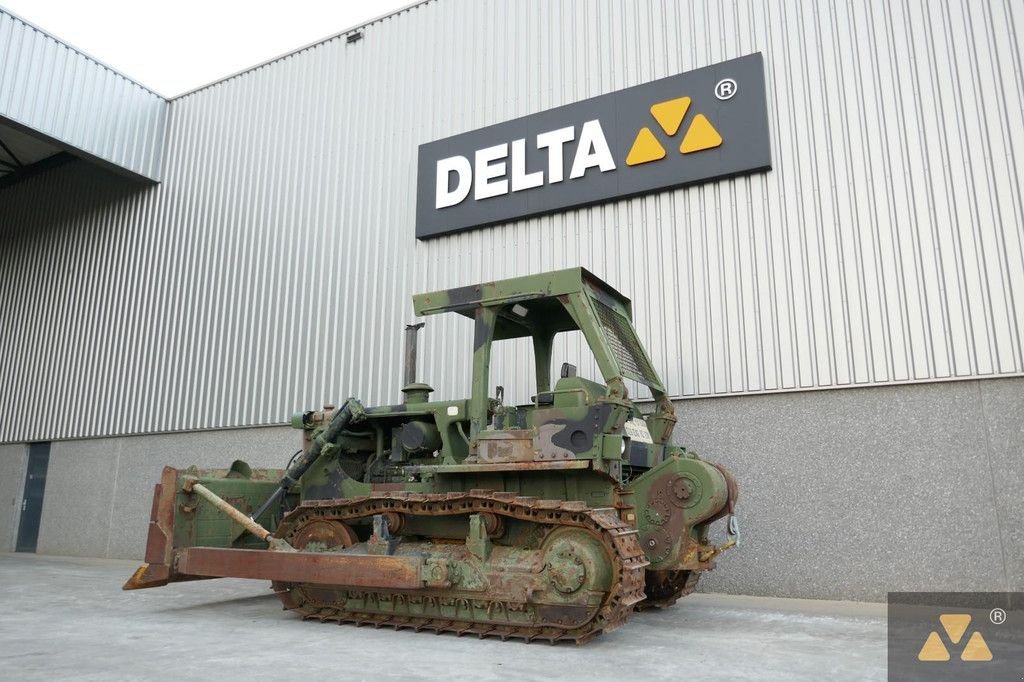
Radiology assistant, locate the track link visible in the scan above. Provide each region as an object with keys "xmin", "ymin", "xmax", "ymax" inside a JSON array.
[
  {"xmin": 634, "ymin": 569, "xmax": 700, "ymax": 611},
  {"xmin": 271, "ymin": 490, "xmax": 649, "ymax": 643}
]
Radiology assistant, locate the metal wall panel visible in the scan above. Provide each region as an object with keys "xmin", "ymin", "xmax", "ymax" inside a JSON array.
[
  {"xmin": 0, "ymin": 8, "xmax": 166, "ymax": 180},
  {"xmin": 1, "ymin": 0, "xmax": 1022, "ymax": 442}
]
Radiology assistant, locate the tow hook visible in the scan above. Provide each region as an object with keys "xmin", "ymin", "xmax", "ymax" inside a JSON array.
[{"xmin": 699, "ymin": 514, "xmax": 740, "ymax": 562}]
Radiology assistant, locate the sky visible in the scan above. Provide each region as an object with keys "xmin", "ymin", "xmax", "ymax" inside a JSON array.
[{"xmin": 1, "ymin": 0, "xmax": 415, "ymax": 97}]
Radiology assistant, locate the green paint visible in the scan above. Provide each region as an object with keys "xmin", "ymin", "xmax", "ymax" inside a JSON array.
[{"xmin": 139, "ymin": 268, "xmax": 738, "ymax": 623}]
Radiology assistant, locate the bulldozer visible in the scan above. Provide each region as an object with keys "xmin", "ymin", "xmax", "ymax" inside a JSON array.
[{"xmin": 124, "ymin": 267, "xmax": 739, "ymax": 643}]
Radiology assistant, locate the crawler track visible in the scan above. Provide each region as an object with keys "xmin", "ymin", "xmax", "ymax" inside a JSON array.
[{"xmin": 271, "ymin": 490, "xmax": 649, "ymax": 643}]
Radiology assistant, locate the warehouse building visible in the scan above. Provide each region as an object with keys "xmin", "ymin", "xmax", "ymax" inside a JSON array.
[{"xmin": 1, "ymin": 0, "xmax": 1021, "ymax": 601}]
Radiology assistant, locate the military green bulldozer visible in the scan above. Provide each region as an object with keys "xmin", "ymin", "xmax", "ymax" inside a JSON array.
[{"xmin": 125, "ymin": 267, "xmax": 738, "ymax": 643}]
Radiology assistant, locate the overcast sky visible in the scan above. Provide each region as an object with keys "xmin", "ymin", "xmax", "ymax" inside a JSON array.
[{"xmin": 2, "ymin": 0, "xmax": 415, "ymax": 97}]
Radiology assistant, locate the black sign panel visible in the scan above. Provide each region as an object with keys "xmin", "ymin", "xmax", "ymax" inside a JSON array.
[
  {"xmin": 416, "ymin": 53, "xmax": 771, "ymax": 239},
  {"xmin": 888, "ymin": 592, "xmax": 1023, "ymax": 681}
]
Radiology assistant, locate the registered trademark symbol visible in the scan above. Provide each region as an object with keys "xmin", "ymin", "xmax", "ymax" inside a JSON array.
[
  {"xmin": 991, "ymin": 607, "xmax": 1007, "ymax": 625},
  {"xmin": 715, "ymin": 78, "xmax": 737, "ymax": 100}
]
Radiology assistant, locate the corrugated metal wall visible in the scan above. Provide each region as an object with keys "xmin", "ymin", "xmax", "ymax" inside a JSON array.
[
  {"xmin": 0, "ymin": 8, "xmax": 166, "ymax": 180},
  {"xmin": 1, "ymin": 0, "xmax": 1022, "ymax": 443}
]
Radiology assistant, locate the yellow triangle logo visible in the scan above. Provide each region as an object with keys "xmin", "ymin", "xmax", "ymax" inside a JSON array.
[
  {"xmin": 917, "ymin": 631, "xmax": 950, "ymax": 661},
  {"xmin": 626, "ymin": 127, "xmax": 666, "ymax": 166},
  {"xmin": 680, "ymin": 114, "xmax": 723, "ymax": 154},
  {"xmin": 626, "ymin": 95, "xmax": 724, "ymax": 165},
  {"xmin": 960, "ymin": 631, "xmax": 993, "ymax": 662},
  {"xmin": 917, "ymin": 614, "xmax": 994, "ymax": 664},
  {"xmin": 650, "ymin": 96, "xmax": 690, "ymax": 136},
  {"xmin": 939, "ymin": 614, "xmax": 971, "ymax": 644}
]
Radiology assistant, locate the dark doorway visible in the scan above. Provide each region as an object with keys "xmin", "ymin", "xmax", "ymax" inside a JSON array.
[{"xmin": 16, "ymin": 442, "xmax": 50, "ymax": 553}]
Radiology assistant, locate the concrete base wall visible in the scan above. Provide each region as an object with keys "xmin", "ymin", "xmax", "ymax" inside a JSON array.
[
  {"xmin": 2, "ymin": 377, "xmax": 1020, "ymax": 601},
  {"xmin": 0, "ymin": 444, "xmax": 28, "ymax": 551},
  {"xmin": 686, "ymin": 377, "xmax": 1023, "ymax": 600}
]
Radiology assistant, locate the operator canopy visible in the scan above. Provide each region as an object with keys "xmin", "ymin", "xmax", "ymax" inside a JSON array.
[{"xmin": 412, "ymin": 267, "xmax": 662, "ymax": 390}]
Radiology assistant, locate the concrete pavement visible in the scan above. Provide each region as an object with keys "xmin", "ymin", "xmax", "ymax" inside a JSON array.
[{"xmin": 0, "ymin": 553, "xmax": 887, "ymax": 681}]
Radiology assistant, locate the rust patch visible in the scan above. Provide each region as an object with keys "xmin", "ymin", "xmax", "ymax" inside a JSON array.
[
  {"xmin": 176, "ymin": 547, "xmax": 424, "ymax": 589},
  {"xmin": 126, "ymin": 468, "xmax": 179, "ymax": 589},
  {"xmin": 477, "ymin": 430, "xmax": 539, "ymax": 463},
  {"xmin": 707, "ymin": 463, "xmax": 739, "ymax": 523},
  {"xmin": 534, "ymin": 603, "xmax": 596, "ymax": 628},
  {"xmin": 291, "ymin": 519, "xmax": 356, "ymax": 550}
]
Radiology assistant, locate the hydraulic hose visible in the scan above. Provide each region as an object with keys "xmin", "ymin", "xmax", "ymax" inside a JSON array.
[{"xmin": 249, "ymin": 398, "xmax": 360, "ymax": 522}]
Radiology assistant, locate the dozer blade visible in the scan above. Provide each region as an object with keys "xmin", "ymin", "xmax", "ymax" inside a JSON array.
[
  {"xmin": 124, "ymin": 467, "xmax": 182, "ymax": 590},
  {"xmin": 123, "ymin": 464, "xmax": 289, "ymax": 590},
  {"xmin": 174, "ymin": 547, "xmax": 424, "ymax": 588}
]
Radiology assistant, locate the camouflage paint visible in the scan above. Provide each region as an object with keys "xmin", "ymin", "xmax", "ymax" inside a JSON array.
[{"xmin": 125, "ymin": 268, "xmax": 738, "ymax": 643}]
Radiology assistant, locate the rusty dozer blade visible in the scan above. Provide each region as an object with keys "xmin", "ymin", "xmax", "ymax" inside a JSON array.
[
  {"xmin": 126, "ymin": 402, "xmax": 364, "ymax": 591},
  {"xmin": 126, "ymin": 545, "xmax": 424, "ymax": 590},
  {"xmin": 123, "ymin": 465, "xmax": 288, "ymax": 590},
  {"xmin": 123, "ymin": 467, "xmax": 184, "ymax": 590},
  {"xmin": 123, "ymin": 462, "xmax": 427, "ymax": 592},
  {"xmin": 174, "ymin": 547, "xmax": 424, "ymax": 588}
]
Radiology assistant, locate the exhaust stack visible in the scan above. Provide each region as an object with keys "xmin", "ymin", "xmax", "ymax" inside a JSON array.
[{"xmin": 403, "ymin": 322, "xmax": 425, "ymax": 389}]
